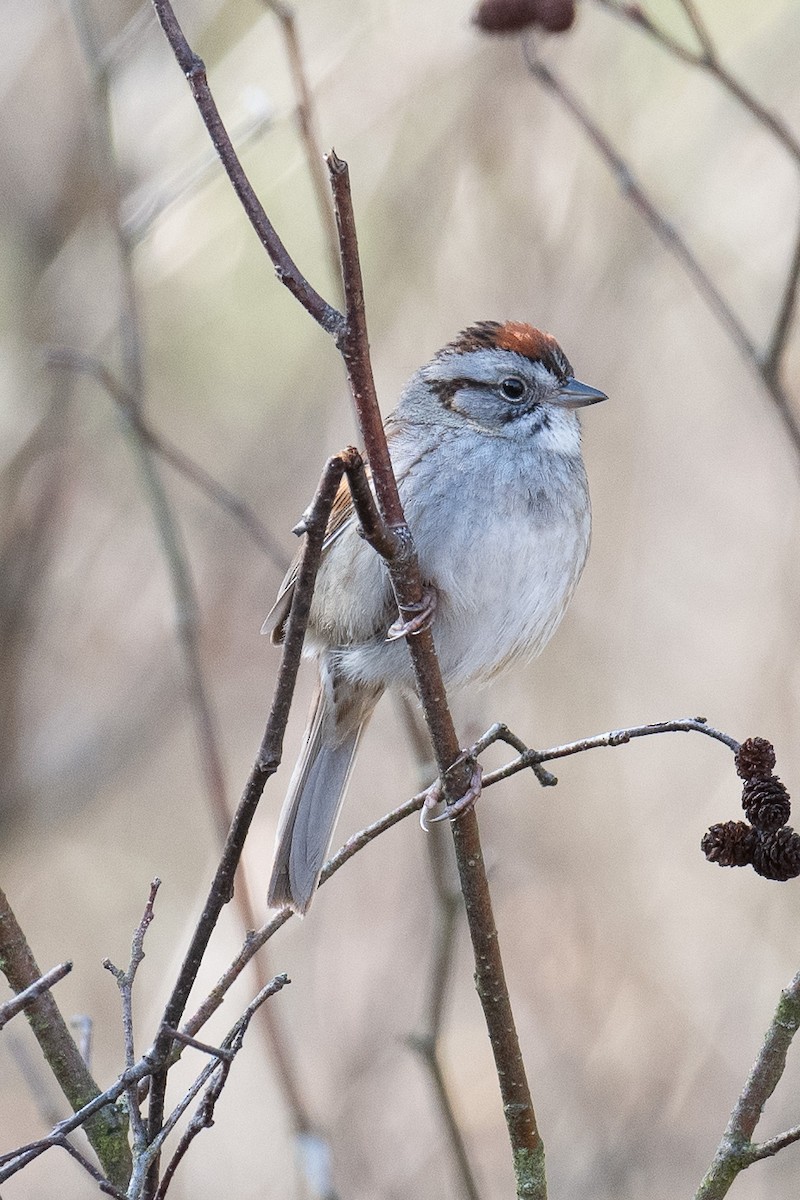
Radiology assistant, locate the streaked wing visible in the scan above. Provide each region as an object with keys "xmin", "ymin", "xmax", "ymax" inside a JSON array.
[{"xmin": 263, "ymin": 473, "xmax": 358, "ymax": 644}]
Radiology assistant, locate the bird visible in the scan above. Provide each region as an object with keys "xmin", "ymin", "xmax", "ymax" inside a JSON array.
[{"xmin": 264, "ymin": 320, "xmax": 606, "ymax": 913}]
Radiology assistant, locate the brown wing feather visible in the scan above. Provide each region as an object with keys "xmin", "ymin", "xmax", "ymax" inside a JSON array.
[{"xmin": 263, "ymin": 475, "xmax": 357, "ymax": 644}]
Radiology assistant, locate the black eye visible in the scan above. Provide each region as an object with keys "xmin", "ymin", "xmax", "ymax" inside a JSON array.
[{"xmin": 500, "ymin": 376, "xmax": 526, "ymax": 401}]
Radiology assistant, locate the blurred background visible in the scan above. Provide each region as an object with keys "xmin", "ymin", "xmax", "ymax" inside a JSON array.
[{"xmin": 1, "ymin": 0, "xmax": 800, "ymax": 1196}]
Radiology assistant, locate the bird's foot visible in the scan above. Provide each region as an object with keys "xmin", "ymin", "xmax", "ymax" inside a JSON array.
[
  {"xmin": 386, "ymin": 587, "xmax": 438, "ymax": 641},
  {"xmin": 420, "ymin": 758, "xmax": 483, "ymax": 830}
]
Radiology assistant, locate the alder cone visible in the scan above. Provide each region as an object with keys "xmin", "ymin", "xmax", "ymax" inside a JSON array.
[
  {"xmin": 752, "ymin": 827, "xmax": 800, "ymax": 881},
  {"xmin": 741, "ymin": 776, "xmax": 791, "ymax": 833},
  {"xmin": 701, "ymin": 821, "xmax": 756, "ymax": 868},
  {"xmin": 473, "ymin": 0, "xmax": 576, "ymax": 34},
  {"xmin": 734, "ymin": 736, "xmax": 777, "ymax": 781}
]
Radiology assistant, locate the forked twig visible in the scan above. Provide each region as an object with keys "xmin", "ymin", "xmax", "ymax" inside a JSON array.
[{"xmin": 103, "ymin": 880, "xmax": 161, "ymax": 1155}]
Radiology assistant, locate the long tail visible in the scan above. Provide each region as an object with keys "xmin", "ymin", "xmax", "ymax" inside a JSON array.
[{"xmin": 268, "ymin": 672, "xmax": 381, "ymax": 914}]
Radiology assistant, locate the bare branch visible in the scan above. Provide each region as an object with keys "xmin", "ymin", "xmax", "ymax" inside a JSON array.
[
  {"xmin": 143, "ymin": 448, "xmax": 362, "ymax": 1180},
  {"xmin": 749, "ymin": 1122, "xmax": 800, "ymax": 1162},
  {"xmin": 480, "ymin": 716, "xmax": 739, "ymax": 787},
  {"xmin": 59, "ymin": 1139, "xmax": 128, "ymax": 1200},
  {"xmin": 674, "ymin": 0, "xmax": 716, "ymax": 60},
  {"xmin": 524, "ymin": 42, "xmax": 800, "ymax": 463},
  {"xmin": 161, "ymin": 1027, "xmax": 235, "ymax": 1062},
  {"xmin": 0, "ymin": 885, "xmax": 131, "ymax": 1186},
  {"xmin": 131, "ymin": 976, "xmax": 289, "ymax": 1200},
  {"xmin": 524, "ymin": 44, "xmax": 759, "ymax": 365},
  {"xmin": 696, "ymin": 970, "xmax": 800, "ymax": 1198},
  {"xmin": 594, "ymin": 0, "xmax": 800, "ymax": 162},
  {"xmin": 103, "ymin": 880, "xmax": 161, "ymax": 1155},
  {"xmin": 151, "ymin": 0, "xmax": 342, "ymax": 334},
  {"xmin": 0, "ymin": 1055, "xmax": 154, "ymax": 1183},
  {"xmin": 0, "ymin": 962, "xmax": 72, "ymax": 1032},
  {"xmin": 186, "ymin": 713, "xmax": 743, "ymax": 1041}
]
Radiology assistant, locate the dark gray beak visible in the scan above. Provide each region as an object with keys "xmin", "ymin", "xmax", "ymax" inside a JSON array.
[{"xmin": 553, "ymin": 377, "xmax": 608, "ymax": 409}]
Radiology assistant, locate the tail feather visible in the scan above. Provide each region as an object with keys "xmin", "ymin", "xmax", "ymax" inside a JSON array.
[{"xmin": 268, "ymin": 676, "xmax": 378, "ymax": 914}]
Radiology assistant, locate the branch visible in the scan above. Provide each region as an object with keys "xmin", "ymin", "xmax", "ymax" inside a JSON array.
[
  {"xmin": 0, "ymin": 1052, "xmax": 154, "ymax": 1182},
  {"xmin": 103, "ymin": 880, "xmax": 161, "ymax": 1157},
  {"xmin": 46, "ymin": 349, "xmax": 288, "ymax": 570},
  {"xmin": 696, "ymin": 970, "xmax": 800, "ymax": 1198},
  {"xmin": 0, "ymin": 962, "xmax": 72, "ymax": 1032},
  {"xmin": 524, "ymin": 45, "xmax": 759, "ymax": 365},
  {"xmin": 151, "ymin": 0, "xmax": 342, "ymax": 334},
  {"xmin": 129, "ymin": 975, "xmax": 289, "ymax": 1200},
  {"xmin": 185, "ymin": 714, "xmax": 743, "ymax": 1039},
  {"xmin": 0, "ymin": 885, "xmax": 132, "ymax": 1186},
  {"xmin": 594, "ymin": 0, "xmax": 800, "ymax": 163},
  {"xmin": 524, "ymin": 41, "xmax": 800, "ymax": 463},
  {"xmin": 396, "ymin": 694, "xmax": 483, "ymax": 1200},
  {"xmin": 142, "ymin": 447, "xmax": 376, "ymax": 1184}
]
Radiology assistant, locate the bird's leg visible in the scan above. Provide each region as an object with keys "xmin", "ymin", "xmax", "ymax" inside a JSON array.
[
  {"xmin": 386, "ymin": 585, "xmax": 438, "ymax": 641},
  {"xmin": 420, "ymin": 755, "xmax": 483, "ymax": 830}
]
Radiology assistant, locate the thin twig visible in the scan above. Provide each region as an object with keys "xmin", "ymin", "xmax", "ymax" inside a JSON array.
[
  {"xmin": 764, "ymin": 215, "xmax": 800, "ymax": 381},
  {"xmin": 151, "ymin": 0, "xmax": 342, "ymax": 334},
  {"xmin": 407, "ymin": 880, "xmax": 482, "ymax": 1200},
  {"xmin": 142, "ymin": 449, "xmax": 368, "ymax": 1186},
  {"xmin": 0, "ymin": 962, "xmax": 72, "ymax": 1032},
  {"xmin": 749, "ymin": 1123, "xmax": 800, "ymax": 1162},
  {"xmin": 132, "ymin": 975, "xmax": 288, "ymax": 1200},
  {"xmin": 480, "ymin": 716, "xmax": 739, "ymax": 788},
  {"xmin": 160, "ymin": 1027, "xmax": 234, "ymax": 1062},
  {"xmin": 185, "ymin": 714, "xmax": 742, "ymax": 1040},
  {"xmin": 0, "ymin": 1056, "xmax": 155, "ymax": 1182},
  {"xmin": 594, "ymin": 0, "xmax": 800, "ymax": 163},
  {"xmin": 59, "ymin": 1138, "xmax": 128, "ymax": 1200},
  {"xmin": 695, "ymin": 970, "xmax": 800, "ymax": 1198},
  {"xmin": 396, "ymin": 693, "xmax": 483, "ymax": 1200},
  {"xmin": 103, "ymin": 879, "xmax": 161, "ymax": 1155},
  {"xmin": 673, "ymin": 0, "xmax": 715, "ymax": 60}
]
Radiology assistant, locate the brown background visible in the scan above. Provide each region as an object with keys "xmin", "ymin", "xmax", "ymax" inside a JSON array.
[{"xmin": 1, "ymin": 0, "xmax": 800, "ymax": 1197}]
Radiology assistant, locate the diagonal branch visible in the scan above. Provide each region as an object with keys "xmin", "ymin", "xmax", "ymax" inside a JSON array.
[
  {"xmin": 0, "ymin": 886, "xmax": 131, "ymax": 1187},
  {"xmin": 524, "ymin": 43, "xmax": 800, "ymax": 464},
  {"xmin": 184, "ymin": 713, "xmax": 743, "ymax": 1040},
  {"xmin": 696, "ymin": 969, "xmax": 800, "ymax": 1198},
  {"xmin": 0, "ymin": 962, "xmax": 72, "ymax": 1032},
  {"xmin": 152, "ymin": 0, "xmax": 341, "ymax": 334}
]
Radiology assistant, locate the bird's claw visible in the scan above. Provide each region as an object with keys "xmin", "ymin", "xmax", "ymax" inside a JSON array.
[
  {"xmin": 386, "ymin": 587, "xmax": 438, "ymax": 641},
  {"xmin": 420, "ymin": 760, "xmax": 483, "ymax": 830}
]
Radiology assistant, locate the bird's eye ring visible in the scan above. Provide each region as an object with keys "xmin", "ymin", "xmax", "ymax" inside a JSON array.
[{"xmin": 500, "ymin": 376, "xmax": 526, "ymax": 401}]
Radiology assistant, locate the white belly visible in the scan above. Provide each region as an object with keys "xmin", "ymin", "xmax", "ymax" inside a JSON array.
[{"xmin": 330, "ymin": 430, "xmax": 591, "ymax": 694}]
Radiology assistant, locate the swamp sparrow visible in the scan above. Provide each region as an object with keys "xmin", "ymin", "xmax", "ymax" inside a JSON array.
[{"xmin": 265, "ymin": 321, "xmax": 606, "ymax": 913}]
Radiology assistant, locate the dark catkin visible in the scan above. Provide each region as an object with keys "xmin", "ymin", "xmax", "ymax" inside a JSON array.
[
  {"xmin": 473, "ymin": 0, "xmax": 575, "ymax": 34},
  {"xmin": 701, "ymin": 821, "xmax": 757, "ymax": 868},
  {"xmin": 752, "ymin": 828, "xmax": 800, "ymax": 881},
  {"xmin": 735, "ymin": 737, "xmax": 777, "ymax": 781},
  {"xmin": 742, "ymin": 776, "xmax": 791, "ymax": 833}
]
